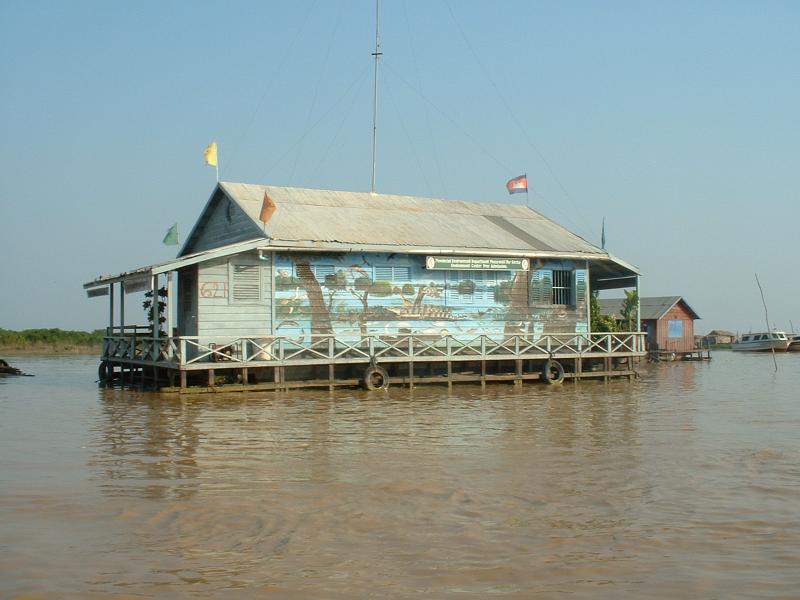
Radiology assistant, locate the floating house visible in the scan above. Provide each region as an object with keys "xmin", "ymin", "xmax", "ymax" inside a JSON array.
[
  {"xmin": 84, "ymin": 183, "xmax": 646, "ymax": 391},
  {"xmin": 703, "ymin": 330, "xmax": 736, "ymax": 345},
  {"xmin": 599, "ymin": 295, "xmax": 700, "ymax": 358}
]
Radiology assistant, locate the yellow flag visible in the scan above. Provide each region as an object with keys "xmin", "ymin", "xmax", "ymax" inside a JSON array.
[{"xmin": 204, "ymin": 142, "xmax": 218, "ymax": 167}]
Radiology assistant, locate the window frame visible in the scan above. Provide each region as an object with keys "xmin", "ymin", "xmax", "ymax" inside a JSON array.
[{"xmin": 551, "ymin": 269, "xmax": 573, "ymax": 305}]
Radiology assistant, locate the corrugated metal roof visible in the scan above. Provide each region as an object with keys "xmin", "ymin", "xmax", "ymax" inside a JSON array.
[
  {"xmin": 599, "ymin": 296, "xmax": 700, "ymax": 321},
  {"xmin": 220, "ymin": 182, "xmax": 605, "ymax": 255},
  {"xmin": 86, "ymin": 183, "xmax": 642, "ymax": 290}
]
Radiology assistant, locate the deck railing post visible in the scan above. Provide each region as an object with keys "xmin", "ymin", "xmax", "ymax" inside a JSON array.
[{"xmin": 180, "ymin": 338, "xmax": 186, "ymax": 366}]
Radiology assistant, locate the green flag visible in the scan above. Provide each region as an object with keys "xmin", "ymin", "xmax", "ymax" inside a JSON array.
[{"xmin": 162, "ymin": 223, "xmax": 179, "ymax": 246}]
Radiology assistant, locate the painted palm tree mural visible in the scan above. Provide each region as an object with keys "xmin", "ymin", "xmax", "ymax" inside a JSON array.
[{"xmin": 273, "ymin": 252, "xmax": 587, "ymax": 343}]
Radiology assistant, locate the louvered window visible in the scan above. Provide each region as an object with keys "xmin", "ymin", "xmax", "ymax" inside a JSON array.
[
  {"xmin": 375, "ymin": 266, "xmax": 410, "ymax": 281},
  {"xmin": 231, "ymin": 264, "xmax": 261, "ymax": 303},
  {"xmin": 310, "ymin": 264, "xmax": 335, "ymax": 279},
  {"xmin": 446, "ymin": 271, "xmax": 497, "ymax": 305}
]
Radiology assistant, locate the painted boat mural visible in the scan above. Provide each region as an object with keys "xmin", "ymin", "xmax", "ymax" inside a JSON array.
[{"xmin": 273, "ymin": 251, "xmax": 588, "ymax": 344}]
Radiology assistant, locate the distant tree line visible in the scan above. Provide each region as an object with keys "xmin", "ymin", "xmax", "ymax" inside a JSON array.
[{"xmin": 0, "ymin": 328, "xmax": 105, "ymax": 349}]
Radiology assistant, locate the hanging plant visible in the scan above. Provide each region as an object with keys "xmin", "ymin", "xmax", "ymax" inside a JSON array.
[{"xmin": 142, "ymin": 286, "xmax": 168, "ymax": 336}]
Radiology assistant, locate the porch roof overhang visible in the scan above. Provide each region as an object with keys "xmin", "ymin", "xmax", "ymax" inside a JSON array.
[
  {"xmin": 83, "ymin": 238, "xmax": 266, "ymax": 292},
  {"xmin": 84, "ymin": 238, "xmax": 639, "ymax": 294}
]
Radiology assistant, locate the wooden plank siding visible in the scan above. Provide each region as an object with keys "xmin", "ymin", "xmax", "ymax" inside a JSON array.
[
  {"xmin": 649, "ymin": 302, "xmax": 696, "ymax": 353},
  {"xmin": 183, "ymin": 190, "xmax": 264, "ymax": 255},
  {"xmin": 530, "ymin": 263, "xmax": 588, "ymax": 336},
  {"xmin": 196, "ymin": 253, "xmax": 273, "ymax": 340}
]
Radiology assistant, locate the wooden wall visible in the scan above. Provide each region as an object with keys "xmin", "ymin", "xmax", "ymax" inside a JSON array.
[
  {"xmin": 178, "ymin": 250, "xmax": 594, "ymax": 345},
  {"xmin": 652, "ymin": 302, "xmax": 696, "ymax": 353},
  {"xmin": 183, "ymin": 191, "xmax": 262, "ymax": 255},
  {"xmin": 194, "ymin": 252, "xmax": 273, "ymax": 340}
]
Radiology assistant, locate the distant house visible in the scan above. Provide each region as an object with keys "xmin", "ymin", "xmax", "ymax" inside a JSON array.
[
  {"xmin": 703, "ymin": 330, "xmax": 736, "ymax": 345},
  {"xmin": 599, "ymin": 296, "xmax": 700, "ymax": 354}
]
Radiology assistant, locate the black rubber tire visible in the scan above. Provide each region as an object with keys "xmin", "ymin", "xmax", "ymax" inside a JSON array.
[
  {"xmin": 98, "ymin": 361, "xmax": 109, "ymax": 382},
  {"xmin": 541, "ymin": 359, "xmax": 565, "ymax": 385},
  {"xmin": 363, "ymin": 365, "xmax": 390, "ymax": 390}
]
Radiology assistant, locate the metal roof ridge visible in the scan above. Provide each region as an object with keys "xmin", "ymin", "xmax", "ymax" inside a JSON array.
[{"xmin": 223, "ymin": 180, "xmax": 548, "ymax": 213}]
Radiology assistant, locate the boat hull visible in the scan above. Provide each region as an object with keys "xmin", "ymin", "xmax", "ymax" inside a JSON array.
[{"xmin": 732, "ymin": 341, "xmax": 791, "ymax": 352}]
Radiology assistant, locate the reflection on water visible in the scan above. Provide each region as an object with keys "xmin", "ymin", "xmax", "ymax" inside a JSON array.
[{"xmin": 1, "ymin": 353, "xmax": 799, "ymax": 598}]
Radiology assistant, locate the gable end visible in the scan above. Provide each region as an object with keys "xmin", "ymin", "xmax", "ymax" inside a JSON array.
[{"xmin": 180, "ymin": 187, "xmax": 265, "ymax": 256}]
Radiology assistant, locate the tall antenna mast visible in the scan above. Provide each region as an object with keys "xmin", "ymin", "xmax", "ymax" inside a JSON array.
[{"xmin": 371, "ymin": 0, "xmax": 382, "ymax": 193}]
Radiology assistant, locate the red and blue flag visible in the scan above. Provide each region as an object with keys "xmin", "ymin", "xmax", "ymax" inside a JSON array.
[{"xmin": 506, "ymin": 174, "xmax": 528, "ymax": 195}]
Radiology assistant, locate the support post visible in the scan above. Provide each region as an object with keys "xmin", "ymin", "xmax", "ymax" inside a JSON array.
[
  {"xmin": 151, "ymin": 274, "xmax": 159, "ymax": 341},
  {"xmin": 636, "ymin": 275, "xmax": 641, "ymax": 333},
  {"xmin": 329, "ymin": 337, "xmax": 335, "ymax": 390},
  {"xmin": 120, "ymin": 281, "xmax": 125, "ymax": 335},
  {"xmin": 446, "ymin": 336, "xmax": 452, "ymax": 387},
  {"xmin": 208, "ymin": 368, "xmax": 215, "ymax": 387},
  {"xmin": 180, "ymin": 370, "xmax": 187, "ymax": 390},
  {"xmin": 108, "ymin": 283, "xmax": 114, "ymax": 334},
  {"xmin": 166, "ymin": 272, "xmax": 174, "ymax": 358}
]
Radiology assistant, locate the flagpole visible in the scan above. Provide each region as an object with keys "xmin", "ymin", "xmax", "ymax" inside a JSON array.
[
  {"xmin": 601, "ymin": 216, "xmax": 606, "ymax": 249},
  {"xmin": 370, "ymin": 0, "xmax": 381, "ymax": 193},
  {"xmin": 525, "ymin": 172, "xmax": 529, "ymax": 207}
]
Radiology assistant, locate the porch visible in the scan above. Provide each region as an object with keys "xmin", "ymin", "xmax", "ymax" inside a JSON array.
[{"xmin": 98, "ymin": 329, "xmax": 647, "ymax": 392}]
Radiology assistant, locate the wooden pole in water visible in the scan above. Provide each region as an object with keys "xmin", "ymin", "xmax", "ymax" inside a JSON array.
[{"xmin": 755, "ymin": 273, "xmax": 778, "ymax": 372}]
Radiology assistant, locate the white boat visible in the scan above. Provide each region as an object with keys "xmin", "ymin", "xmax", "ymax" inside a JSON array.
[
  {"xmin": 732, "ymin": 331, "xmax": 791, "ymax": 352},
  {"xmin": 787, "ymin": 334, "xmax": 800, "ymax": 352}
]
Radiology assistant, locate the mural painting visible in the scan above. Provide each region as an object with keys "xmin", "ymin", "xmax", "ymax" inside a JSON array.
[{"xmin": 273, "ymin": 252, "xmax": 587, "ymax": 343}]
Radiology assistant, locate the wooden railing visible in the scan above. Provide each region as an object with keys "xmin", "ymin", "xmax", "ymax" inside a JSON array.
[{"xmin": 102, "ymin": 332, "xmax": 647, "ymax": 369}]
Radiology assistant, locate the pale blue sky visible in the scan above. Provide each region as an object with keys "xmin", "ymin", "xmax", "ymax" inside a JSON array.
[{"xmin": 1, "ymin": 0, "xmax": 798, "ymax": 334}]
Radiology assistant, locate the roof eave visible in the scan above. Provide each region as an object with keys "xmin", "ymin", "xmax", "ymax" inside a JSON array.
[{"xmin": 83, "ymin": 238, "xmax": 266, "ymax": 289}]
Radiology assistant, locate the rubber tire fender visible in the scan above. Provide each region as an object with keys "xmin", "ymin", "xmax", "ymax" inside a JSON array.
[
  {"xmin": 363, "ymin": 365, "xmax": 390, "ymax": 390},
  {"xmin": 98, "ymin": 361, "xmax": 109, "ymax": 382},
  {"xmin": 541, "ymin": 359, "xmax": 565, "ymax": 385}
]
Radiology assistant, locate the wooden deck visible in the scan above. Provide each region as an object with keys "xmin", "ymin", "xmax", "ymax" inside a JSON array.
[{"xmin": 98, "ymin": 330, "xmax": 647, "ymax": 392}]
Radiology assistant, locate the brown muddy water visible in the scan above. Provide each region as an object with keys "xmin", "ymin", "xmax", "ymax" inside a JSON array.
[{"xmin": 1, "ymin": 353, "xmax": 799, "ymax": 599}]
